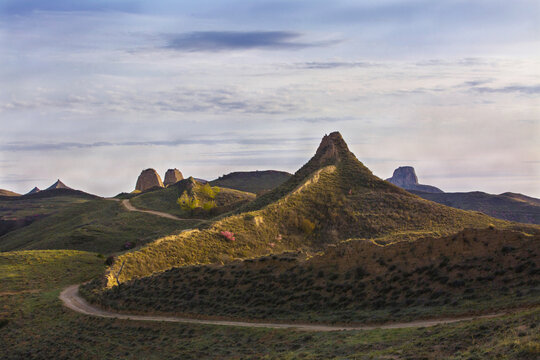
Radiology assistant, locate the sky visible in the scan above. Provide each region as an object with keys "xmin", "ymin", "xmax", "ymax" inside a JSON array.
[{"xmin": 0, "ymin": 0, "xmax": 539, "ymax": 197}]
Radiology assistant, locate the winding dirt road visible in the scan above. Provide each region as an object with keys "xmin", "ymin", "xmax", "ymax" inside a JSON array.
[
  {"xmin": 108, "ymin": 198, "xmax": 204, "ymax": 221},
  {"xmin": 60, "ymin": 284, "xmax": 511, "ymax": 332}
]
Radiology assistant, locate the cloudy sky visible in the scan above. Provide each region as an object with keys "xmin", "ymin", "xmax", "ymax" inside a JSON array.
[{"xmin": 1, "ymin": 0, "xmax": 539, "ymax": 197}]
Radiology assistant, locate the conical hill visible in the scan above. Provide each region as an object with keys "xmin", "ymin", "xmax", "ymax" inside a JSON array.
[{"xmin": 103, "ymin": 132, "xmax": 514, "ymax": 286}]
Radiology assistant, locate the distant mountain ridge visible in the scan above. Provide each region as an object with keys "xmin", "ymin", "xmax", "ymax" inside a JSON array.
[{"xmin": 412, "ymin": 190, "xmax": 540, "ymax": 225}]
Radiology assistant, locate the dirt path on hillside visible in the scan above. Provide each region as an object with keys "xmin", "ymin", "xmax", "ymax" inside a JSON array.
[
  {"xmin": 107, "ymin": 198, "xmax": 204, "ymax": 221},
  {"xmin": 60, "ymin": 284, "xmax": 515, "ymax": 332}
]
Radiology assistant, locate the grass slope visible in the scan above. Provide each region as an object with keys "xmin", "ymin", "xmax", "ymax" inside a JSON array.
[
  {"xmin": 0, "ymin": 194, "xmax": 92, "ymax": 219},
  {"xmin": 1, "ymin": 250, "xmax": 539, "ymax": 359},
  {"xmin": 412, "ymin": 190, "xmax": 540, "ymax": 225},
  {"xmin": 83, "ymin": 228, "xmax": 540, "ymax": 324},
  {"xmin": 0, "ymin": 199, "xmax": 197, "ymax": 254},
  {"xmin": 129, "ymin": 178, "xmax": 255, "ymax": 218},
  {"xmin": 100, "ymin": 132, "xmax": 513, "ymax": 286},
  {"xmin": 210, "ymin": 170, "xmax": 292, "ymax": 194},
  {"xmin": 0, "ymin": 189, "xmax": 20, "ymax": 197}
]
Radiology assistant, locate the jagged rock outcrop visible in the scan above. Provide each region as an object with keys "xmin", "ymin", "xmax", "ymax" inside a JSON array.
[
  {"xmin": 26, "ymin": 187, "xmax": 41, "ymax": 195},
  {"xmin": 163, "ymin": 168, "xmax": 184, "ymax": 186},
  {"xmin": 45, "ymin": 180, "xmax": 71, "ymax": 191},
  {"xmin": 386, "ymin": 166, "xmax": 443, "ymax": 193},
  {"xmin": 135, "ymin": 169, "xmax": 164, "ymax": 192}
]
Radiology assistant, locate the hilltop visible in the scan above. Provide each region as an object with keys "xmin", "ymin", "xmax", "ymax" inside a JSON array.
[
  {"xmin": 210, "ymin": 170, "xmax": 291, "ymax": 194},
  {"xmin": 94, "ymin": 132, "xmax": 514, "ymax": 286}
]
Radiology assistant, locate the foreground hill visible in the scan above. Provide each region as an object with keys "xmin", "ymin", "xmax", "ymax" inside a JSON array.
[
  {"xmin": 210, "ymin": 170, "xmax": 292, "ymax": 194},
  {"xmin": 0, "ymin": 199, "xmax": 197, "ymax": 254},
  {"xmin": 84, "ymin": 227, "xmax": 539, "ymax": 323},
  {"xmin": 129, "ymin": 177, "xmax": 256, "ymax": 218},
  {"xmin": 97, "ymin": 132, "xmax": 511, "ymax": 286},
  {"xmin": 3, "ymin": 250, "xmax": 539, "ymax": 359},
  {"xmin": 412, "ymin": 191, "xmax": 540, "ymax": 225}
]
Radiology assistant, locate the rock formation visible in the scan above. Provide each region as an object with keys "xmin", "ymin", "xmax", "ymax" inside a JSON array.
[
  {"xmin": 135, "ymin": 169, "xmax": 164, "ymax": 192},
  {"xmin": 386, "ymin": 166, "xmax": 443, "ymax": 193},
  {"xmin": 45, "ymin": 180, "xmax": 71, "ymax": 191},
  {"xmin": 163, "ymin": 168, "xmax": 184, "ymax": 186}
]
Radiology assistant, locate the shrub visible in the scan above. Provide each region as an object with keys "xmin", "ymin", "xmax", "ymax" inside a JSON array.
[
  {"xmin": 177, "ymin": 191, "xmax": 200, "ymax": 211},
  {"xmin": 299, "ymin": 218, "xmax": 316, "ymax": 235},
  {"xmin": 105, "ymin": 255, "xmax": 116, "ymax": 266},
  {"xmin": 200, "ymin": 183, "xmax": 220, "ymax": 199},
  {"xmin": 202, "ymin": 200, "xmax": 216, "ymax": 211},
  {"xmin": 122, "ymin": 241, "xmax": 136, "ymax": 250},
  {"xmin": 220, "ymin": 231, "xmax": 236, "ymax": 242}
]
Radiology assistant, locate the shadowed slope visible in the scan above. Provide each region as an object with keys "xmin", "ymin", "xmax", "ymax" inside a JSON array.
[{"xmin": 84, "ymin": 228, "xmax": 540, "ymax": 323}]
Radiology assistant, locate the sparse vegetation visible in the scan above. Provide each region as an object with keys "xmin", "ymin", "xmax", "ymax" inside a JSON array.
[
  {"xmin": 83, "ymin": 228, "xmax": 540, "ymax": 323},
  {"xmin": 2, "ymin": 249, "xmax": 540, "ymax": 360}
]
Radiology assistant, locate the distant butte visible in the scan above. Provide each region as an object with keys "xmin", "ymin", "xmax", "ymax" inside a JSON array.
[{"xmin": 386, "ymin": 166, "xmax": 443, "ymax": 193}]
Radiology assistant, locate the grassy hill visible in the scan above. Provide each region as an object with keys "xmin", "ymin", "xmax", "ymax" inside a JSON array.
[
  {"xmin": 83, "ymin": 228, "xmax": 540, "ymax": 323},
  {"xmin": 0, "ymin": 189, "xmax": 20, "ymax": 197},
  {"xmin": 210, "ymin": 170, "xmax": 292, "ymax": 194},
  {"xmin": 0, "ymin": 192, "xmax": 102, "ymax": 237},
  {"xmin": 0, "ymin": 199, "xmax": 197, "ymax": 254},
  {"xmin": 95, "ymin": 132, "xmax": 515, "ymax": 286},
  {"xmin": 3, "ymin": 250, "xmax": 539, "ymax": 359},
  {"xmin": 412, "ymin": 190, "xmax": 540, "ymax": 225},
  {"xmin": 129, "ymin": 177, "xmax": 255, "ymax": 218}
]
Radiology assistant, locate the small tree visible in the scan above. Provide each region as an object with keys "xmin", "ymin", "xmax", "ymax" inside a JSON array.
[{"xmin": 177, "ymin": 191, "xmax": 200, "ymax": 212}]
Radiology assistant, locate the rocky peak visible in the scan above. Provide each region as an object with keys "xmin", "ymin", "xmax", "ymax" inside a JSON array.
[
  {"xmin": 314, "ymin": 131, "xmax": 351, "ymax": 163},
  {"xmin": 164, "ymin": 168, "xmax": 184, "ymax": 186},
  {"xmin": 46, "ymin": 179, "xmax": 71, "ymax": 191},
  {"xmin": 135, "ymin": 169, "xmax": 164, "ymax": 192},
  {"xmin": 27, "ymin": 187, "xmax": 41, "ymax": 195},
  {"xmin": 387, "ymin": 166, "xmax": 418, "ymax": 187},
  {"xmin": 386, "ymin": 166, "xmax": 443, "ymax": 193}
]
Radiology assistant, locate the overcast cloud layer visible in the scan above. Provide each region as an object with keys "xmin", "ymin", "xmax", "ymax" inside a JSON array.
[{"xmin": 1, "ymin": 0, "xmax": 539, "ymax": 197}]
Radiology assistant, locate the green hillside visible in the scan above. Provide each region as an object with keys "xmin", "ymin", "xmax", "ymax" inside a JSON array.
[
  {"xmin": 3, "ymin": 250, "xmax": 539, "ymax": 359},
  {"xmin": 129, "ymin": 177, "xmax": 255, "ymax": 218},
  {"xmin": 97, "ymin": 132, "xmax": 512, "ymax": 286},
  {"xmin": 210, "ymin": 170, "xmax": 292, "ymax": 194},
  {"xmin": 0, "ymin": 199, "xmax": 197, "ymax": 254},
  {"xmin": 0, "ymin": 194, "xmax": 93, "ymax": 219},
  {"xmin": 84, "ymin": 228, "xmax": 540, "ymax": 323}
]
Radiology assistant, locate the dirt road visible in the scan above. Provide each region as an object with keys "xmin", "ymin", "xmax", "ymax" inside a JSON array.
[
  {"xmin": 60, "ymin": 284, "xmax": 510, "ymax": 332},
  {"xmin": 107, "ymin": 198, "xmax": 203, "ymax": 221}
]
